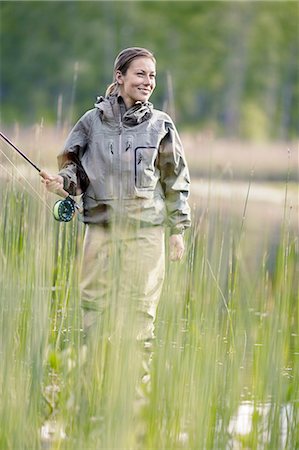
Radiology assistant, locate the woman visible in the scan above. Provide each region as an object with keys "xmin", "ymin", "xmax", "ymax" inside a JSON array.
[{"xmin": 41, "ymin": 47, "xmax": 191, "ymax": 345}]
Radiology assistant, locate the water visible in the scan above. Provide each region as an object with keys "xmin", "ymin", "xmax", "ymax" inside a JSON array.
[
  {"xmin": 227, "ymin": 401, "xmax": 295, "ymax": 449},
  {"xmin": 40, "ymin": 401, "xmax": 296, "ymax": 448}
]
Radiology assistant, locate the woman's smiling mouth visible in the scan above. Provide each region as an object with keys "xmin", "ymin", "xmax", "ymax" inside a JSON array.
[{"xmin": 138, "ymin": 88, "xmax": 151, "ymax": 93}]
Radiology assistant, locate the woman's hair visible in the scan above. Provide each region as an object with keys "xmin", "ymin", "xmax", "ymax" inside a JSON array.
[{"xmin": 105, "ymin": 47, "xmax": 156, "ymax": 97}]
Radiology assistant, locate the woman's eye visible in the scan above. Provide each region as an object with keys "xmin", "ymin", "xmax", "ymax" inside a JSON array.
[{"xmin": 136, "ymin": 72, "xmax": 156, "ymax": 79}]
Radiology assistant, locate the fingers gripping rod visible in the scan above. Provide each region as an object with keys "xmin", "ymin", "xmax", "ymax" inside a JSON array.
[{"xmin": 0, "ymin": 131, "xmax": 80, "ymax": 222}]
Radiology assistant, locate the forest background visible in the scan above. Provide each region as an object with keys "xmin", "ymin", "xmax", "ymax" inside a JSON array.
[{"xmin": 1, "ymin": 0, "xmax": 298, "ymax": 141}]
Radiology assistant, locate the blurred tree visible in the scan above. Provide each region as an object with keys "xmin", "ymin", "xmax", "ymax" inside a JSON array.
[{"xmin": 0, "ymin": 1, "xmax": 298, "ymax": 139}]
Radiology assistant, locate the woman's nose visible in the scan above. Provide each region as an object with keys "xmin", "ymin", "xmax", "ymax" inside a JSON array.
[{"xmin": 144, "ymin": 75, "xmax": 151, "ymax": 85}]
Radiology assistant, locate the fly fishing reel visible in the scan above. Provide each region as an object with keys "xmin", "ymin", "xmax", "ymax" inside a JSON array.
[
  {"xmin": 0, "ymin": 131, "xmax": 82, "ymax": 223},
  {"xmin": 53, "ymin": 197, "xmax": 77, "ymax": 222}
]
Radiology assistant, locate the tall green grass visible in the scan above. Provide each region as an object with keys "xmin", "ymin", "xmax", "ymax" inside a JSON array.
[{"xmin": 0, "ymin": 177, "xmax": 297, "ymax": 449}]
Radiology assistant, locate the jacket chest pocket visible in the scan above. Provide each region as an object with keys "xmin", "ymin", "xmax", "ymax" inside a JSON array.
[
  {"xmin": 101, "ymin": 138, "xmax": 115, "ymax": 199},
  {"xmin": 121, "ymin": 136, "xmax": 135, "ymax": 198},
  {"xmin": 135, "ymin": 146, "xmax": 158, "ymax": 190}
]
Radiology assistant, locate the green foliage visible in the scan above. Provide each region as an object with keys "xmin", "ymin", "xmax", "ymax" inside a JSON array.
[
  {"xmin": 1, "ymin": 1, "xmax": 298, "ymax": 139},
  {"xmin": 0, "ymin": 173, "xmax": 298, "ymax": 448}
]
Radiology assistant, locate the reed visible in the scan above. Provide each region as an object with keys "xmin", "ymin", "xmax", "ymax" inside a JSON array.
[{"xmin": 0, "ymin": 171, "xmax": 297, "ymax": 449}]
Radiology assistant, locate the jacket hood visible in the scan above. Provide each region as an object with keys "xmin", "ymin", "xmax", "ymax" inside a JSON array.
[{"xmin": 94, "ymin": 95, "xmax": 153, "ymax": 126}]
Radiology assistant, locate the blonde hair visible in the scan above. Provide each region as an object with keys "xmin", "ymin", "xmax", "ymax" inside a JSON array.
[{"xmin": 105, "ymin": 47, "xmax": 156, "ymax": 97}]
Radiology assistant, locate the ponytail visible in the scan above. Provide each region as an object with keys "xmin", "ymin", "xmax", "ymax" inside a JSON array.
[{"xmin": 105, "ymin": 81, "xmax": 119, "ymax": 97}]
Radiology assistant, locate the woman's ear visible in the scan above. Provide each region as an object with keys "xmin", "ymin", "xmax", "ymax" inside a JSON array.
[{"xmin": 115, "ymin": 70, "xmax": 123, "ymax": 85}]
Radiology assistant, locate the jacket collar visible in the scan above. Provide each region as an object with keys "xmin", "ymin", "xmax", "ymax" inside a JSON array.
[{"xmin": 95, "ymin": 95, "xmax": 153, "ymax": 126}]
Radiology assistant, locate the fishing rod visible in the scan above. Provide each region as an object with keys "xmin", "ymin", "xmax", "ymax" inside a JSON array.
[{"xmin": 0, "ymin": 131, "xmax": 80, "ymax": 222}]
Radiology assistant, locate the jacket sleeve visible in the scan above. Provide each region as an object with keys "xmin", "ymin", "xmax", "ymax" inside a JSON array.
[
  {"xmin": 57, "ymin": 111, "xmax": 91, "ymax": 195},
  {"xmin": 158, "ymin": 119, "xmax": 191, "ymax": 234}
]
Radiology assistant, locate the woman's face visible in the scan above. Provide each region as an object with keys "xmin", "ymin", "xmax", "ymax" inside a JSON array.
[{"xmin": 116, "ymin": 57, "xmax": 156, "ymax": 108}]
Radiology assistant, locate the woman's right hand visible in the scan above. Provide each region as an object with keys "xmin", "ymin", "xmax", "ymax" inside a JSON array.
[
  {"xmin": 169, "ymin": 234, "xmax": 185, "ymax": 261},
  {"xmin": 39, "ymin": 170, "xmax": 64, "ymax": 195}
]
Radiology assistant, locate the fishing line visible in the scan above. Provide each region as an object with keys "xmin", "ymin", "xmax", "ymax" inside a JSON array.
[
  {"xmin": 0, "ymin": 131, "xmax": 81, "ymax": 221},
  {"xmin": 0, "ymin": 147, "xmax": 52, "ymax": 213}
]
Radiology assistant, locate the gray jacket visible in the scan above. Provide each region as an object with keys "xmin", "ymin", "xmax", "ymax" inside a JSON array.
[{"xmin": 58, "ymin": 95, "xmax": 191, "ymax": 233}]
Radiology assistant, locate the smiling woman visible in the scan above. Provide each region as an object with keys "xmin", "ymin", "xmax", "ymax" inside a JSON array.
[
  {"xmin": 41, "ymin": 48, "xmax": 191, "ymax": 383},
  {"xmin": 105, "ymin": 47, "xmax": 156, "ymax": 103}
]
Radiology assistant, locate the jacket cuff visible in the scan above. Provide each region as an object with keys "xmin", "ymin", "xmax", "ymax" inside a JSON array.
[{"xmin": 59, "ymin": 173, "xmax": 76, "ymax": 195}]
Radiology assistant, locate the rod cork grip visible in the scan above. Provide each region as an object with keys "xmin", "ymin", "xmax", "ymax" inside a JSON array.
[{"xmin": 56, "ymin": 187, "xmax": 70, "ymax": 199}]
